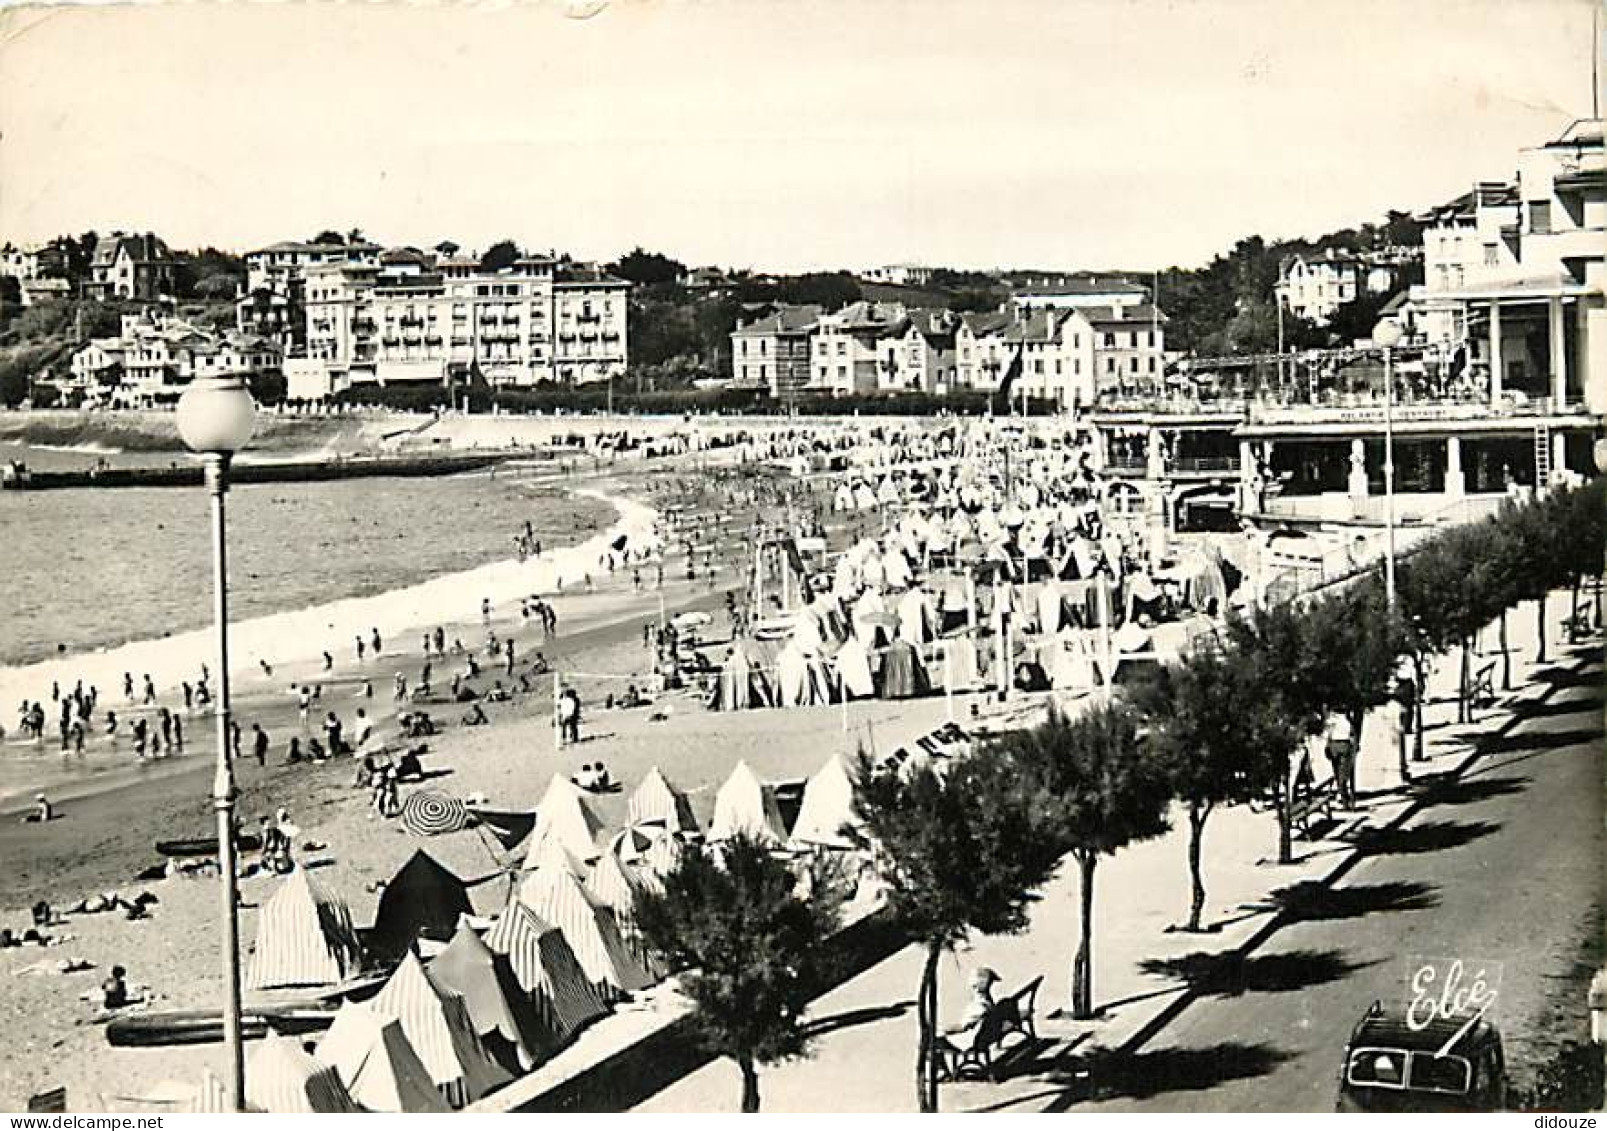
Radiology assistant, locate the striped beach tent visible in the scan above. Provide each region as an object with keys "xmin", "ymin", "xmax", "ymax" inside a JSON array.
[
  {"xmin": 584, "ymin": 852, "xmax": 668, "ymax": 981},
  {"xmin": 368, "ymin": 951, "xmax": 511, "ymax": 1109},
  {"xmin": 789, "ymin": 754, "xmax": 865, "ymax": 850},
  {"xmin": 317, "ymin": 1001, "xmax": 448, "ymax": 1114},
  {"xmin": 427, "ymin": 922, "xmax": 537, "ymax": 1073},
  {"xmin": 625, "ymin": 766, "xmax": 700, "ymax": 836},
  {"xmin": 522, "ymin": 774, "xmax": 605, "ymax": 869},
  {"xmin": 515, "ymin": 863, "xmax": 654, "ymax": 998},
  {"xmin": 246, "ymin": 867, "xmax": 364, "ymax": 990},
  {"xmin": 708, "ymin": 760, "xmax": 787, "ymax": 846},
  {"xmin": 369, "ymin": 850, "xmax": 474, "ymax": 963},
  {"xmin": 525, "ymin": 831, "xmax": 590, "ymax": 879},
  {"xmin": 244, "ymin": 1036, "xmax": 364, "ymax": 1114},
  {"xmin": 484, "ymin": 899, "xmax": 609, "ymax": 1050}
]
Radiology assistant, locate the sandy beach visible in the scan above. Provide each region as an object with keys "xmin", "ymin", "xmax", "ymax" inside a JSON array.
[{"xmin": 0, "ymin": 447, "xmax": 881, "ymax": 1110}]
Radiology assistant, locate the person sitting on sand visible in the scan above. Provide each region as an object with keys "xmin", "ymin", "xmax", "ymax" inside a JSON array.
[
  {"xmin": 461, "ymin": 703, "xmax": 490, "ymax": 727},
  {"xmin": 530, "ymin": 652, "xmax": 550, "ymax": 675},
  {"xmin": 573, "ymin": 763, "xmax": 598, "ymax": 791},
  {"xmin": 454, "ymin": 682, "xmax": 479, "ymax": 703},
  {"xmin": 485, "ymin": 681, "xmax": 511, "ymax": 703},
  {"xmin": 32, "ymin": 901, "xmax": 53, "ymax": 928},
  {"xmin": 100, "ymin": 965, "xmax": 129, "ymax": 1009},
  {"xmin": 24, "ymin": 794, "xmax": 52, "ymax": 824}
]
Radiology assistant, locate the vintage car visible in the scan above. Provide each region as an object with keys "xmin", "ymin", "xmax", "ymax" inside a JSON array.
[{"xmin": 1338, "ymin": 1001, "xmax": 1509, "ymax": 1112}]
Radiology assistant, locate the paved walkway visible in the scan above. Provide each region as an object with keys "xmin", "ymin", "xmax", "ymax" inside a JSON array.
[{"xmin": 636, "ymin": 591, "xmax": 1588, "ymax": 1112}]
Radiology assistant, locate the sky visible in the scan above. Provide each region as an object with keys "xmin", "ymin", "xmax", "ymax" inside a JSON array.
[{"xmin": 0, "ymin": 0, "xmax": 1598, "ymax": 273}]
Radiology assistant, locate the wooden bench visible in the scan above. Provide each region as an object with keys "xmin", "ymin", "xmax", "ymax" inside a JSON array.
[
  {"xmin": 934, "ymin": 975, "xmax": 1043, "ymax": 1083},
  {"xmin": 1288, "ymin": 779, "xmax": 1338, "ymax": 840},
  {"xmin": 1468, "ymin": 660, "xmax": 1497, "ymax": 709}
]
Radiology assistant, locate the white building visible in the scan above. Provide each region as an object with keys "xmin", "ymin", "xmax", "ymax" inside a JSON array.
[
  {"xmin": 67, "ymin": 311, "xmax": 279, "ymax": 407},
  {"xmin": 1007, "ymin": 275, "xmax": 1148, "ymax": 315},
  {"xmin": 1275, "ymin": 249, "xmax": 1399, "ymax": 324},
  {"xmin": 860, "ymin": 264, "xmax": 934, "ymax": 287},
  {"xmin": 1402, "ymin": 118, "xmax": 1604, "ymax": 413},
  {"xmin": 809, "ymin": 302, "xmax": 909, "ymax": 394},
  {"xmin": 299, "ymin": 251, "xmax": 628, "ymax": 396}
]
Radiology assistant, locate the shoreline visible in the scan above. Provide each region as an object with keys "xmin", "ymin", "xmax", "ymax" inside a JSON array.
[{"xmin": 0, "ymin": 475, "xmax": 649, "ymax": 807}]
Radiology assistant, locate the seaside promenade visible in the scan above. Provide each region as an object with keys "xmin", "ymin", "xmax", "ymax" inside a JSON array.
[{"xmin": 630, "ymin": 589, "xmax": 1601, "ymax": 1113}]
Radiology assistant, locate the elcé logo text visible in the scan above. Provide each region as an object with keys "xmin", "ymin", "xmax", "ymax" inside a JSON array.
[{"xmin": 1406, "ymin": 957, "xmax": 1499, "ymax": 1055}]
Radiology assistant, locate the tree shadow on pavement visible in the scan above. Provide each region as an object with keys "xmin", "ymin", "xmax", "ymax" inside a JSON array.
[
  {"xmin": 1269, "ymin": 879, "xmax": 1439, "ymax": 923},
  {"xmin": 1511, "ymin": 695, "xmax": 1605, "ymax": 722},
  {"xmin": 1037, "ymin": 1041, "xmax": 1293, "ymax": 1110},
  {"xmin": 801, "ymin": 1001, "xmax": 911, "ymax": 1039},
  {"xmin": 1412, "ymin": 774, "xmax": 1530, "ymax": 807},
  {"xmin": 1353, "ymin": 819, "xmax": 1501, "ymax": 857},
  {"xmin": 1479, "ymin": 727, "xmax": 1603, "ymax": 757},
  {"xmin": 1137, "ymin": 947, "xmax": 1375, "ymax": 999}
]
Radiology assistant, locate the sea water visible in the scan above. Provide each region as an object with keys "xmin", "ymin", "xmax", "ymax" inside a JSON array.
[{"xmin": 0, "ymin": 460, "xmax": 612, "ymax": 668}]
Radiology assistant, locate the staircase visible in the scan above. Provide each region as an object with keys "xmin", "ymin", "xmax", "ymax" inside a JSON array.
[{"xmin": 1533, "ymin": 425, "xmax": 1552, "ymax": 489}]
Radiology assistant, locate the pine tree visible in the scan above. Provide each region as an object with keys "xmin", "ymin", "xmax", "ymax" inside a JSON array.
[
  {"xmin": 633, "ymin": 834, "xmax": 844, "ymax": 1112},
  {"xmin": 1000, "ymin": 703, "xmax": 1172, "ymax": 1018},
  {"xmin": 853, "ymin": 747, "xmax": 1062, "ymax": 1112}
]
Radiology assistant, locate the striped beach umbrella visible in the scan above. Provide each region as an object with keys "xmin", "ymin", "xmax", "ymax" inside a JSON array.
[{"xmin": 401, "ymin": 791, "xmax": 469, "ymax": 837}]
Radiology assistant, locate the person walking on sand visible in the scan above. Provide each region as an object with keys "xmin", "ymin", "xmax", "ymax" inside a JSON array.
[
  {"xmin": 323, "ymin": 651, "xmax": 334, "ymax": 673},
  {"xmin": 132, "ymin": 717, "xmax": 149, "ymax": 759},
  {"xmin": 123, "ymin": 673, "xmax": 135, "ymax": 703},
  {"xmin": 158, "ymin": 708, "xmax": 173, "ymax": 749},
  {"xmin": 252, "ymin": 723, "xmax": 269, "ymax": 768},
  {"xmin": 504, "ymin": 637, "xmax": 516, "ymax": 677},
  {"xmin": 371, "ymin": 627, "xmax": 382, "ymax": 656},
  {"xmin": 171, "ymin": 712, "xmax": 183, "ymax": 749},
  {"xmin": 182, "ymin": 681, "xmax": 194, "ymax": 712},
  {"xmin": 297, "ymin": 685, "xmax": 312, "ymax": 729},
  {"xmin": 355, "ymin": 636, "xmax": 366, "ymax": 662},
  {"xmin": 142, "ymin": 674, "xmax": 156, "ymax": 706}
]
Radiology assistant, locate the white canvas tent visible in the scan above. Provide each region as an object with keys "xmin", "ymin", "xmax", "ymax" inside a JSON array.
[
  {"xmin": 708, "ymin": 760, "xmax": 787, "ymax": 846},
  {"xmin": 245, "ymin": 1036, "xmax": 364, "ymax": 1114},
  {"xmin": 625, "ymin": 766, "xmax": 700, "ymax": 835},
  {"xmin": 522, "ymin": 774, "xmax": 605, "ymax": 869},
  {"xmin": 317, "ymin": 1001, "xmax": 449, "ymax": 1114},
  {"xmin": 788, "ymin": 754, "xmax": 864, "ymax": 850}
]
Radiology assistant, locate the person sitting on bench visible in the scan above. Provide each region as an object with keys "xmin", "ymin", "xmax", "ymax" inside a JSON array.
[{"xmin": 946, "ymin": 966, "xmax": 998, "ymax": 1036}]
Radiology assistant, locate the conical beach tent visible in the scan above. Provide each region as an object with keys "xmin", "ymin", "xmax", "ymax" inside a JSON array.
[
  {"xmin": 515, "ymin": 864, "xmax": 654, "ymax": 998},
  {"xmin": 709, "ymin": 642, "xmax": 776, "ymax": 710},
  {"xmin": 317, "ymin": 1001, "xmax": 448, "ymax": 1114},
  {"xmin": 525, "ymin": 832, "xmax": 590, "ymax": 879},
  {"xmin": 246, "ymin": 868, "xmax": 363, "ymax": 990},
  {"xmin": 427, "ymin": 922, "xmax": 537, "ymax": 1073},
  {"xmin": 484, "ymin": 899, "xmax": 610, "ymax": 1049},
  {"xmin": 625, "ymin": 766, "xmax": 699, "ymax": 835},
  {"xmin": 245, "ymin": 1036, "xmax": 363, "ymax": 1113},
  {"xmin": 369, "ymin": 851, "xmax": 473, "ymax": 963},
  {"xmin": 522, "ymin": 774, "xmax": 604, "ymax": 869},
  {"xmin": 789, "ymin": 754, "xmax": 864, "ymax": 850},
  {"xmin": 368, "ymin": 952, "xmax": 511, "ymax": 1109},
  {"xmin": 708, "ymin": 760, "xmax": 787, "ymax": 846},
  {"xmin": 584, "ymin": 852, "xmax": 667, "ymax": 980}
]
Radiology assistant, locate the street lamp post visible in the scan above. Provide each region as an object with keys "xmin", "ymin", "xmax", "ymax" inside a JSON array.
[
  {"xmin": 1373, "ymin": 318, "xmax": 1404, "ymax": 609},
  {"xmin": 176, "ymin": 374, "xmax": 258, "ymax": 1113}
]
